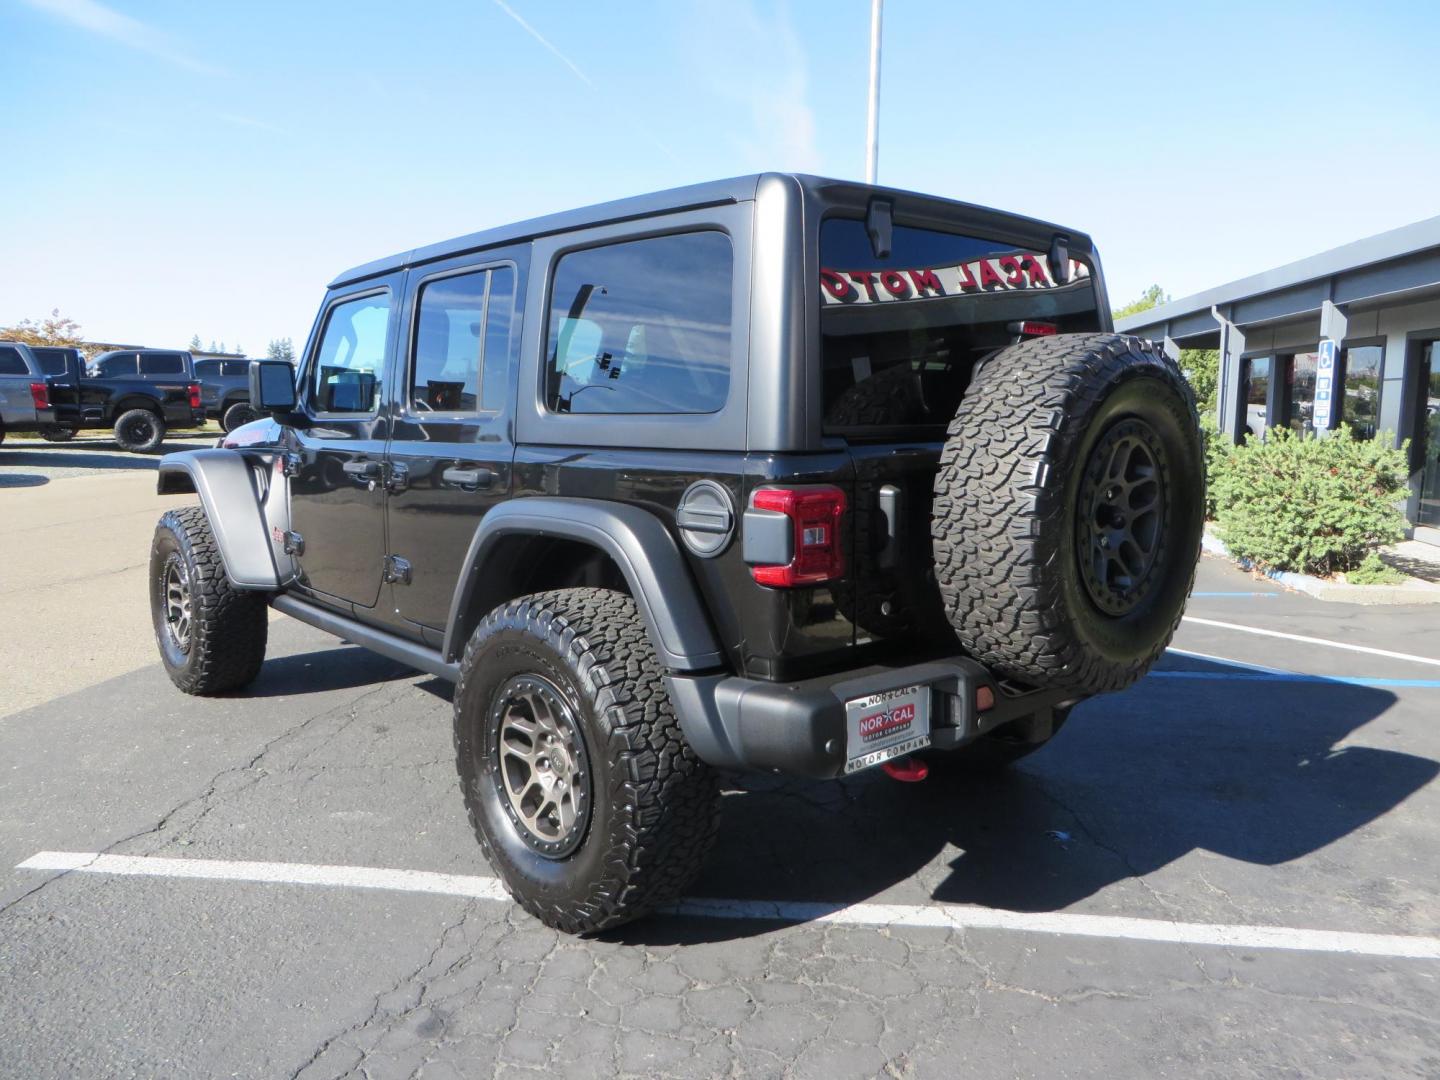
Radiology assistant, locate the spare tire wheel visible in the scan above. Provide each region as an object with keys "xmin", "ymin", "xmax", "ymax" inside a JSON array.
[{"xmin": 931, "ymin": 333, "xmax": 1204, "ymax": 694}]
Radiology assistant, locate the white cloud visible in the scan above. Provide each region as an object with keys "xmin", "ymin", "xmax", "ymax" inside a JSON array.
[{"xmin": 19, "ymin": 0, "xmax": 218, "ymax": 74}]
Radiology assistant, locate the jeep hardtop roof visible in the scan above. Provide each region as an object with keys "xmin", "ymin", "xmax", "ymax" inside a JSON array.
[{"xmin": 329, "ymin": 173, "xmax": 1097, "ymax": 290}]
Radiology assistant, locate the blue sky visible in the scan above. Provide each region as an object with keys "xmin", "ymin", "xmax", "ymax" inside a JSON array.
[{"xmin": 1, "ymin": 0, "xmax": 1437, "ymax": 352}]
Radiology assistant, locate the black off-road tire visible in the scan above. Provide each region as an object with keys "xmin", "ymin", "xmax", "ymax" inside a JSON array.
[
  {"xmin": 932, "ymin": 333, "xmax": 1204, "ymax": 695},
  {"xmin": 114, "ymin": 408, "xmax": 166, "ymax": 453},
  {"xmin": 150, "ymin": 506, "xmax": 269, "ymax": 694},
  {"xmin": 222, "ymin": 401, "xmax": 260, "ymax": 432},
  {"xmin": 39, "ymin": 424, "xmax": 76, "ymax": 442},
  {"xmin": 454, "ymin": 588, "xmax": 720, "ymax": 934}
]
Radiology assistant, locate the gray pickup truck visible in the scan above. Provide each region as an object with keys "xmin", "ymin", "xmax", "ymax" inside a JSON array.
[{"xmin": 0, "ymin": 341, "xmax": 60, "ymax": 443}]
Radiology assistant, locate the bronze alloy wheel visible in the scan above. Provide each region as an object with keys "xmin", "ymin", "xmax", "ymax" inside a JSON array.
[{"xmin": 488, "ymin": 674, "xmax": 592, "ymax": 858}]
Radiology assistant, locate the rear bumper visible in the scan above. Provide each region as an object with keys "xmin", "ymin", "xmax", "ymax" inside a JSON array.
[{"xmin": 667, "ymin": 657, "xmax": 1080, "ymax": 779}]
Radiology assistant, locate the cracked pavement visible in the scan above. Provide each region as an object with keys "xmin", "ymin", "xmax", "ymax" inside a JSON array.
[{"xmin": 2, "ymin": 555, "xmax": 1440, "ymax": 1077}]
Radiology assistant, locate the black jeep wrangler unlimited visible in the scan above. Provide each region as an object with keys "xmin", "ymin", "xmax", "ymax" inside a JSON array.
[{"xmin": 150, "ymin": 175, "xmax": 1203, "ymax": 933}]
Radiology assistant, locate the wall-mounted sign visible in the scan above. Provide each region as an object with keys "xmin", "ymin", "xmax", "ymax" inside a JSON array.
[
  {"xmin": 1313, "ymin": 339, "xmax": 1338, "ymax": 430},
  {"xmin": 820, "ymin": 254, "xmax": 1090, "ymax": 305}
]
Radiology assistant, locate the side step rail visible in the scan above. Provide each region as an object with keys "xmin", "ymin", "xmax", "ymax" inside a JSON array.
[{"xmin": 270, "ymin": 594, "xmax": 460, "ymax": 683}]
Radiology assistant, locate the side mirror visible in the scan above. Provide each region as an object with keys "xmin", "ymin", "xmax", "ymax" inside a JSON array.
[{"xmin": 249, "ymin": 359, "xmax": 297, "ymax": 413}]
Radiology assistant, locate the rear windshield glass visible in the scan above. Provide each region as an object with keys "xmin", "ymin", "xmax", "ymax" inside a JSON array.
[
  {"xmin": 194, "ymin": 360, "xmax": 220, "ymax": 378},
  {"xmin": 31, "ymin": 349, "xmax": 70, "ymax": 376},
  {"xmin": 819, "ymin": 218, "xmax": 1101, "ymax": 437}
]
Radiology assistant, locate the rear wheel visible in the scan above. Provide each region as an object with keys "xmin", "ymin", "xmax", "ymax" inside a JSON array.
[
  {"xmin": 454, "ymin": 588, "xmax": 720, "ymax": 934},
  {"xmin": 932, "ymin": 333, "xmax": 1204, "ymax": 695},
  {"xmin": 114, "ymin": 408, "xmax": 166, "ymax": 453},
  {"xmin": 222, "ymin": 401, "xmax": 260, "ymax": 432},
  {"xmin": 150, "ymin": 506, "xmax": 268, "ymax": 694}
]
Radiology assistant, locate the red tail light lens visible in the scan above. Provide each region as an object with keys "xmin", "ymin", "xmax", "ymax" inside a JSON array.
[
  {"xmin": 1008, "ymin": 320, "xmax": 1057, "ymax": 336},
  {"xmin": 750, "ymin": 485, "xmax": 847, "ymax": 587},
  {"xmin": 29, "ymin": 382, "xmax": 50, "ymax": 409},
  {"xmin": 188, "ymin": 383, "xmax": 202, "ymax": 408}
]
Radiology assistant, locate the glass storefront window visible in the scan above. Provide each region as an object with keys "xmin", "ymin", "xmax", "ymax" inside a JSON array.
[
  {"xmin": 1342, "ymin": 345, "xmax": 1382, "ymax": 440},
  {"xmin": 1418, "ymin": 342, "xmax": 1440, "ymax": 529},
  {"xmin": 1284, "ymin": 351, "xmax": 1318, "ymax": 433},
  {"xmin": 1243, "ymin": 356, "xmax": 1271, "ymax": 437}
]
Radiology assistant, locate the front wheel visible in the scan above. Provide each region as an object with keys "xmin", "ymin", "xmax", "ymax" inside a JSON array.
[
  {"xmin": 115, "ymin": 409, "xmax": 166, "ymax": 453},
  {"xmin": 150, "ymin": 506, "xmax": 268, "ymax": 694},
  {"xmin": 454, "ymin": 588, "xmax": 720, "ymax": 934}
]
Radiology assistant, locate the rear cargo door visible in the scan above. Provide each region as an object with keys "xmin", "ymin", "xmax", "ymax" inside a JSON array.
[{"xmin": 817, "ymin": 216, "xmax": 1103, "ymax": 647}]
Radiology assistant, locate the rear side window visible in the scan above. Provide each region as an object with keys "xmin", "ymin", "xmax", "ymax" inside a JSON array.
[
  {"xmin": 33, "ymin": 350, "xmax": 69, "ymax": 376},
  {"xmin": 310, "ymin": 293, "xmax": 390, "ymax": 414},
  {"xmin": 819, "ymin": 219, "xmax": 1101, "ymax": 436},
  {"xmin": 98, "ymin": 353, "xmax": 139, "ymax": 377},
  {"xmin": 545, "ymin": 231, "xmax": 732, "ymax": 415},
  {"xmin": 140, "ymin": 353, "xmax": 185, "ymax": 375},
  {"xmin": 0, "ymin": 347, "xmax": 28, "ymax": 375},
  {"xmin": 221, "ymin": 360, "xmax": 250, "ymax": 377},
  {"xmin": 410, "ymin": 265, "xmax": 518, "ymax": 414}
]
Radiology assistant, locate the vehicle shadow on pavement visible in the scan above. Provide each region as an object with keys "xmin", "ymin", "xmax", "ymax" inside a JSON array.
[
  {"xmin": 0, "ymin": 472, "xmax": 48, "ymax": 488},
  {"xmin": 0, "ymin": 445, "xmax": 160, "ymax": 469},
  {"xmin": 242, "ymin": 646, "xmax": 418, "ymax": 697},
  {"xmin": 618, "ymin": 653, "xmax": 1438, "ymax": 945}
]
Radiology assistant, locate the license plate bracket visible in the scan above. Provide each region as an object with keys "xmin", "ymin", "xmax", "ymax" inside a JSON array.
[{"xmin": 843, "ymin": 683, "xmax": 931, "ymax": 774}]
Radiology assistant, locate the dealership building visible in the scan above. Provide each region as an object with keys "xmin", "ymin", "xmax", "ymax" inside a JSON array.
[{"xmin": 1117, "ymin": 215, "xmax": 1440, "ymax": 546}]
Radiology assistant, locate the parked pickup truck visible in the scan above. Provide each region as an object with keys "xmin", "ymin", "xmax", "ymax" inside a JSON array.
[
  {"xmin": 29, "ymin": 346, "xmax": 206, "ymax": 451},
  {"xmin": 193, "ymin": 358, "xmax": 259, "ymax": 432},
  {"xmin": 0, "ymin": 340, "xmax": 63, "ymax": 443}
]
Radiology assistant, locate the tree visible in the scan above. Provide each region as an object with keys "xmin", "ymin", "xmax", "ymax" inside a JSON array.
[
  {"xmin": 1112, "ymin": 284, "xmax": 1169, "ymax": 322},
  {"xmin": 209, "ymin": 339, "xmax": 218, "ymax": 352},
  {"xmin": 235, "ymin": 342, "xmax": 244, "ymax": 356},
  {"xmin": 0, "ymin": 308, "xmax": 84, "ymax": 347},
  {"xmin": 267, "ymin": 337, "xmax": 296, "ymax": 364},
  {"xmin": 189, "ymin": 334, "xmax": 203, "ymax": 351},
  {"xmin": 1181, "ymin": 349, "xmax": 1220, "ymax": 416}
]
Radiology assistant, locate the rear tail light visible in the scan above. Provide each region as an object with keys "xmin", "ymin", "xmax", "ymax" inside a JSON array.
[
  {"xmin": 749, "ymin": 485, "xmax": 847, "ymax": 587},
  {"xmin": 188, "ymin": 383, "xmax": 202, "ymax": 408},
  {"xmin": 29, "ymin": 382, "xmax": 50, "ymax": 409}
]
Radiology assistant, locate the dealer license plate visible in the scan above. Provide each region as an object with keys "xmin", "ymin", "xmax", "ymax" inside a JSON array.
[{"xmin": 843, "ymin": 684, "xmax": 931, "ymax": 774}]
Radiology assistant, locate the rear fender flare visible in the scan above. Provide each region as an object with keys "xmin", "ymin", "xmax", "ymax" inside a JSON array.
[
  {"xmin": 156, "ymin": 448, "xmax": 280, "ymax": 589},
  {"xmin": 442, "ymin": 498, "xmax": 725, "ymax": 672}
]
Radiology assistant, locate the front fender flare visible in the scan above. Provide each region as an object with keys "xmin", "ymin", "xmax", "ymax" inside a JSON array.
[
  {"xmin": 442, "ymin": 498, "xmax": 725, "ymax": 672},
  {"xmin": 157, "ymin": 449, "xmax": 278, "ymax": 589}
]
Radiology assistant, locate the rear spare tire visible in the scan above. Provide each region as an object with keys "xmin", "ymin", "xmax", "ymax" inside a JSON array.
[{"xmin": 932, "ymin": 333, "xmax": 1203, "ymax": 694}]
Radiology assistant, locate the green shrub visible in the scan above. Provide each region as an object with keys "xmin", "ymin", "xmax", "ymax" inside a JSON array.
[
  {"xmin": 1211, "ymin": 426, "xmax": 1409, "ymax": 577},
  {"xmin": 1200, "ymin": 413, "xmax": 1228, "ymax": 520},
  {"xmin": 1345, "ymin": 552, "xmax": 1406, "ymax": 585}
]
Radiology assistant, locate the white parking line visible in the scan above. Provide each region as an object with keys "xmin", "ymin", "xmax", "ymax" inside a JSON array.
[
  {"xmin": 18, "ymin": 851, "xmax": 1440, "ymax": 961},
  {"xmin": 1181, "ymin": 616, "xmax": 1440, "ymax": 669}
]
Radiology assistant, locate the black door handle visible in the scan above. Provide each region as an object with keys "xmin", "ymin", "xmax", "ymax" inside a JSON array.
[
  {"xmin": 342, "ymin": 459, "xmax": 382, "ymax": 479},
  {"xmin": 442, "ymin": 466, "xmax": 493, "ymax": 489}
]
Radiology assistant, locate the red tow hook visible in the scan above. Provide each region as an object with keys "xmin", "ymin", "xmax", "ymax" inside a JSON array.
[{"xmin": 881, "ymin": 756, "xmax": 928, "ymax": 782}]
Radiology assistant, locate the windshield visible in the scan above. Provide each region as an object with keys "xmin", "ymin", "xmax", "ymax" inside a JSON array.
[{"xmin": 819, "ymin": 218, "xmax": 1102, "ymax": 437}]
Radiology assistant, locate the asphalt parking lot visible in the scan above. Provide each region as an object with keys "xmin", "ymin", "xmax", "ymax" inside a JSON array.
[{"xmin": 2, "ymin": 452, "xmax": 1439, "ymax": 1078}]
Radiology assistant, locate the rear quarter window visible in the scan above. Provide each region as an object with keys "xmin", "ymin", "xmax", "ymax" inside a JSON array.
[
  {"xmin": 0, "ymin": 347, "xmax": 29, "ymax": 375},
  {"xmin": 544, "ymin": 230, "xmax": 732, "ymax": 415},
  {"xmin": 140, "ymin": 353, "xmax": 186, "ymax": 375}
]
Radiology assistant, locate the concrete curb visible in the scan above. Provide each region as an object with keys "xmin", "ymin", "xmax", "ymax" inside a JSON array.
[{"xmin": 1201, "ymin": 529, "xmax": 1440, "ymax": 605}]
